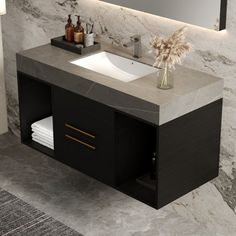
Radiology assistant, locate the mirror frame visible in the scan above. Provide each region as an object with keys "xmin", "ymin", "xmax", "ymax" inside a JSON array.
[{"xmin": 220, "ymin": 0, "xmax": 227, "ymax": 30}]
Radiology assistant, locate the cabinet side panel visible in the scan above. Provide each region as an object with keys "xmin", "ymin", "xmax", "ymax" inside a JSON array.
[{"xmin": 157, "ymin": 99, "xmax": 223, "ymax": 208}]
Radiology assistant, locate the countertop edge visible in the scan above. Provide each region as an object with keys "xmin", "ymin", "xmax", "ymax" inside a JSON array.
[{"xmin": 16, "ymin": 53, "xmax": 160, "ymax": 125}]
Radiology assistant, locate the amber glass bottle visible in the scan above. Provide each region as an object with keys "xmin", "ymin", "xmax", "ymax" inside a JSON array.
[
  {"xmin": 74, "ymin": 15, "xmax": 84, "ymax": 44},
  {"xmin": 65, "ymin": 14, "xmax": 74, "ymax": 42}
]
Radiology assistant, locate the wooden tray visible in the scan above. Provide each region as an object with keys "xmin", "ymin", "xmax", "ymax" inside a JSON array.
[{"xmin": 51, "ymin": 36, "xmax": 101, "ymax": 55}]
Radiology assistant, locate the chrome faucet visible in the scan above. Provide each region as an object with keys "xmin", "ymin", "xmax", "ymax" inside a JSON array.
[{"xmin": 123, "ymin": 35, "xmax": 142, "ymax": 58}]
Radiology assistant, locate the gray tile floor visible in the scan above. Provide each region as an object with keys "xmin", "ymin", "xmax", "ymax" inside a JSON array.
[{"xmin": 0, "ymin": 133, "xmax": 236, "ymax": 236}]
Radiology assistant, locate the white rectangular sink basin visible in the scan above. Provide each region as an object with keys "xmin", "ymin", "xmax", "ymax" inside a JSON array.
[{"xmin": 70, "ymin": 51, "xmax": 158, "ymax": 82}]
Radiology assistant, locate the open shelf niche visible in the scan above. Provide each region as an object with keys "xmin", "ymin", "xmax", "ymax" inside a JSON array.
[
  {"xmin": 114, "ymin": 112, "xmax": 158, "ymax": 207},
  {"xmin": 18, "ymin": 72, "xmax": 54, "ymax": 157}
]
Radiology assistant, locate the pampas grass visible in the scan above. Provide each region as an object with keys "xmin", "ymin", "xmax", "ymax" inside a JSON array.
[{"xmin": 150, "ymin": 27, "xmax": 191, "ymax": 69}]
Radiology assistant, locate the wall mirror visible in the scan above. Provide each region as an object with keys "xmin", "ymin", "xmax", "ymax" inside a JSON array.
[{"xmin": 100, "ymin": 0, "xmax": 227, "ymax": 30}]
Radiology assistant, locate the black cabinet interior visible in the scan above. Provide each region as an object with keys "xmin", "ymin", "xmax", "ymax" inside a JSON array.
[
  {"xmin": 114, "ymin": 112, "xmax": 157, "ymax": 207},
  {"xmin": 17, "ymin": 72, "xmax": 54, "ymax": 157},
  {"xmin": 17, "ymin": 71, "xmax": 222, "ymax": 209}
]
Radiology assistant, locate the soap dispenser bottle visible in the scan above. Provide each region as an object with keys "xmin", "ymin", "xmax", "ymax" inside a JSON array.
[
  {"xmin": 65, "ymin": 14, "xmax": 74, "ymax": 42},
  {"xmin": 74, "ymin": 15, "xmax": 84, "ymax": 44}
]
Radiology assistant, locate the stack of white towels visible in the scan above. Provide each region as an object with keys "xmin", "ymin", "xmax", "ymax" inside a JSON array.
[{"xmin": 31, "ymin": 116, "xmax": 54, "ymax": 150}]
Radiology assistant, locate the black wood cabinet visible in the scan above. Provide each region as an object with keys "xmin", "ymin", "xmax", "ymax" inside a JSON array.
[{"xmin": 17, "ymin": 72, "xmax": 223, "ymax": 209}]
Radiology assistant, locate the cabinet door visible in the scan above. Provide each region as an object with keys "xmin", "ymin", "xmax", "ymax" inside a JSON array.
[{"xmin": 52, "ymin": 87, "xmax": 115, "ymax": 185}]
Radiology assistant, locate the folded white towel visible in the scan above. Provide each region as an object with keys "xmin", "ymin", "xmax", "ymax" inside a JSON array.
[
  {"xmin": 32, "ymin": 137, "xmax": 54, "ymax": 150},
  {"xmin": 32, "ymin": 127, "xmax": 53, "ymax": 140},
  {"xmin": 32, "ymin": 133, "xmax": 53, "ymax": 144},
  {"xmin": 31, "ymin": 116, "xmax": 53, "ymax": 136},
  {"xmin": 32, "ymin": 134, "xmax": 54, "ymax": 146}
]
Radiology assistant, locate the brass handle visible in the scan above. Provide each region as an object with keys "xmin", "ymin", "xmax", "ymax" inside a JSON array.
[
  {"xmin": 65, "ymin": 123, "xmax": 95, "ymax": 139},
  {"xmin": 65, "ymin": 134, "xmax": 96, "ymax": 150}
]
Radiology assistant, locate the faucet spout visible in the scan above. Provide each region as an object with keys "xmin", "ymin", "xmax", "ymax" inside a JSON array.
[
  {"xmin": 123, "ymin": 35, "xmax": 142, "ymax": 58},
  {"xmin": 123, "ymin": 41, "xmax": 134, "ymax": 48}
]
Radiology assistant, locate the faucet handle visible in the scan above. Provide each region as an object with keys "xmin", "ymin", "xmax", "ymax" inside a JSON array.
[{"xmin": 130, "ymin": 34, "xmax": 141, "ymax": 42}]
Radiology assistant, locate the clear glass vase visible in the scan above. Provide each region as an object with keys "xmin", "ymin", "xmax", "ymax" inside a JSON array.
[{"xmin": 157, "ymin": 64, "xmax": 173, "ymax": 90}]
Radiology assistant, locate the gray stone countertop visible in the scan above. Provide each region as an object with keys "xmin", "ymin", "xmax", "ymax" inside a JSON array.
[{"xmin": 16, "ymin": 39, "xmax": 223, "ymax": 125}]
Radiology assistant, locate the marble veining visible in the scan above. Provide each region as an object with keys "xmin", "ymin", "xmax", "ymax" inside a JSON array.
[
  {"xmin": 1, "ymin": 0, "xmax": 236, "ymax": 228},
  {"xmin": 56, "ymin": 0, "xmax": 78, "ymax": 9}
]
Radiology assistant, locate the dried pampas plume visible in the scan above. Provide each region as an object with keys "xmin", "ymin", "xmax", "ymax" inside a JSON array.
[{"xmin": 150, "ymin": 27, "xmax": 191, "ymax": 69}]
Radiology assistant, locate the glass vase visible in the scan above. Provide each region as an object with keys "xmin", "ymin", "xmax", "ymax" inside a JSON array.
[{"xmin": 157, "ymin": 64, "xmax": 173, "ymax": 90}]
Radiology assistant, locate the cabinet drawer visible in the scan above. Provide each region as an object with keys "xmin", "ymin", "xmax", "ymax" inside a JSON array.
[{"xmin": 52, "ymin": 87, "xmax": 115, "ymax": 185}]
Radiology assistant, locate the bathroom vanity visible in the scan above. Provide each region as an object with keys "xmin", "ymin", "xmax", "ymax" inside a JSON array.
[{"xmin": 16, "ymin": 42, "xmax": 223, "ymax": 209}]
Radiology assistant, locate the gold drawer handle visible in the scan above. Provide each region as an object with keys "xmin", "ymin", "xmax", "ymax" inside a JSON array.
[
  {"xmin": 65, "ymin": 123, "xmax": 95, "ymax": 139},
  {"xmin": 65, "ymin": 134, "xmax": 96, "ymax": 150}
]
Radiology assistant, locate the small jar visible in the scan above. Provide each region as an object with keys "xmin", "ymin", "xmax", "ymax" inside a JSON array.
[{"xmin": 84, "ymin": 33, "xmax": 94, "ymax": 47}]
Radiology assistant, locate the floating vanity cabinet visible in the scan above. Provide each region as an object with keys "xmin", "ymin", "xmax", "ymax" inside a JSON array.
[
  {"xmin": 17, "ymin": 71, "xmax": 223, "ymax": 209},
  {"xmin": 16, "ymin": 44, "xmax": 223, "ymax": 209},
  {"xmin": 17, "ymin": 71, "xmax": 223, "ymax": 210}
]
